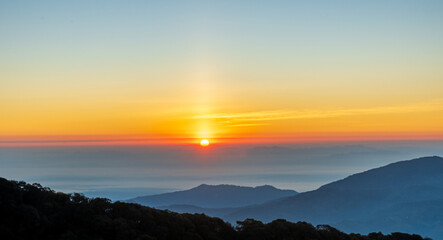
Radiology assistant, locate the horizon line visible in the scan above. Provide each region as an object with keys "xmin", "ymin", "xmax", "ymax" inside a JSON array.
[{"xmin": 1, "ymin": 133, "xmax": 443, "ymax": 147}]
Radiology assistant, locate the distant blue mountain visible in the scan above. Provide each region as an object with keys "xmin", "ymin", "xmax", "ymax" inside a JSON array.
[
  {"xmin": 127, "ymin": 184, "xmax": 298, "ymax": 208},
  {"xmin": 128, "ymin": 156, "xmax": 443, "ymax": 239},
  {"xmin": 226, "ymin": 156, "xmax": 443, "ymax": 239}
]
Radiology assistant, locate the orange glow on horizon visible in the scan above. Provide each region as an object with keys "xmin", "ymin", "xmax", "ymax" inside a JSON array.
[
  {"xmin": 1, "ymin": 132, "xmax": 443, "ymax": 148},
  {"xmin": 1, "ymin": 2, "xmax": 443, "ymax": 148}
]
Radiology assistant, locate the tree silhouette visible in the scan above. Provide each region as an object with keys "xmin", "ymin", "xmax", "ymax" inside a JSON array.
[{"xmin": 0, "ymin": 177, "xmax": 432, "ymax": 240}]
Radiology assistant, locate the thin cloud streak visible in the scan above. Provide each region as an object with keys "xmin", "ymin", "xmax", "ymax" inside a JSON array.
[
  {"xmin": 193, "ymin": 99, "xmax": 443, "ymax": 124},
  {"xmin": 227, "ymin": 123, "xmax": 270, "ymax": 127}
]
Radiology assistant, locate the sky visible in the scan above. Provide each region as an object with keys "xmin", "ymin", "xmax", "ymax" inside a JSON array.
[
  {"xmin": 1, "ymin": 1, "xmax": 443, "ymax": 202},
  {"xmin": 1, "ymin": 0, "xmax": 443, "ymax": 144}
]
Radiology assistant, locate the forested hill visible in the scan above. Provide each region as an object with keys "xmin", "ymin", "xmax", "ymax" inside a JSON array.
[{"xmin": 0, "ymin": 177, "xmax": 430, "ymax": 240}]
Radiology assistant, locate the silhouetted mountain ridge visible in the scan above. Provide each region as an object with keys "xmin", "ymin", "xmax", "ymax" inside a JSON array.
[
  {"xmin": 1, "ymin": 177, "xmax": 428, "ymax": 240},
  {"xmin": 320, "ymin": 156, "xmax": 443, "ymax": 190},
  {"xmin": 144, "ymin": 156, "xmax": 443, "ymax": 239},
  {"xmin": 128, "ymin": 183, "xmax": 297, "ymax": 208},
  {"xmin": 225, "ymin": 156, "xmax": 443, "ymax": 239}
]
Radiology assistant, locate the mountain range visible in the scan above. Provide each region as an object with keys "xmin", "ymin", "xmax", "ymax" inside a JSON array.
[
  {"xmin": 128, "ymin": 184, "xmax": 297, "ymax": 208},
  {"xmin": 1, "ymin": 176, "xmax": 427, "ymax": 240},
  {"xmin": 129, "ymin": 156, "xmax": 443, "ymax": 239}
]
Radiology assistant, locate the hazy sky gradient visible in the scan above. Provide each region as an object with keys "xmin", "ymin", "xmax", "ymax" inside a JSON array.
[{"xmin": 1, "ymin": 0, "xmax": 443, "ymax": 142}]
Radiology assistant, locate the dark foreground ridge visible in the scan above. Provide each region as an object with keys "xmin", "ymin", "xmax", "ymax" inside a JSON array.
[{"xmin": 0, "ymin": 178, "xmax": 430, "ymax": 240}]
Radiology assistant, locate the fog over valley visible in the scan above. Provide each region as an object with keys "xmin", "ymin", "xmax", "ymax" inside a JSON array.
[{"xmin": 1, "ymin": 140, "xmax": 442, "ymax": 200}]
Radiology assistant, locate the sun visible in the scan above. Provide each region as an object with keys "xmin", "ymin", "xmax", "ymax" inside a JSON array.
[{"xmin": 200, "ymin": 139, "xmax": 210, "ymax": 147}]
